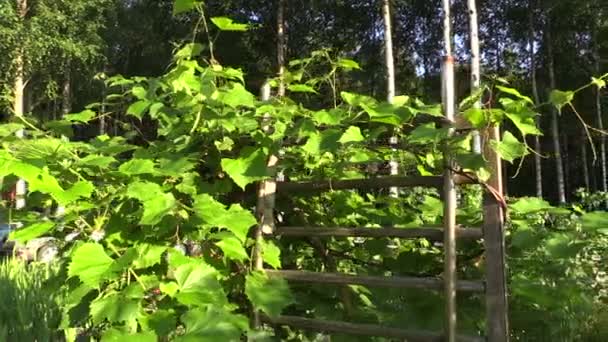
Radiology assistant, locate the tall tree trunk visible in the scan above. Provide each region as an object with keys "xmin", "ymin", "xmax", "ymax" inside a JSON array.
[
  {"xmin": 441, "ymin": 1, "xmax": 457, "ymax": 341},
  {"xmin": 582, "ymin": 131, "xmax": 590, "ymax": 191},
  {"xmin": 382, "ymin": 0, "xmax": 399, "ymax": 197},
  {"xmin": 593, "ymin": 21, "xmax": 607, "ymax": 206},
  {"xmin": 528, "ymin": 1, "xmax": 543, "ymax": 198},
  {"xmin": 467, "ymin": 0, "xmax": 481, "ymax": 153},
  {"xmin": 563, "ymin": 134, "xmax": 570, "ymax": 197},
  {"xmin": 100, "ymin": 83, "xmax": 106, "ymax": 135},
  {"xmin": 382, "ymin": 0, "xmax": 395, "ymax": 103},
  {"xmin": 62, "ymin": 67, "xmax": 72, "ymax": 116},
  {"xmin": 277, "ymin": 0, "xmax": 286, "ymax": 97},
  {"xmin": 13, "ymin": 0, "xmax": 27, "ymax": 210},
  {"xmin": 546, "ymin": 17, "xmax": 566, "ymax": 205}
]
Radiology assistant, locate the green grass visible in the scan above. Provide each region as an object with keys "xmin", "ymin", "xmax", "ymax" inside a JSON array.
[{"xmin": 0, "ymin": 259, "xmax": 63, "ymax": 341}]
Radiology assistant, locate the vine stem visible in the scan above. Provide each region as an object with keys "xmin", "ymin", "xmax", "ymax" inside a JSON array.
[
  {"xmin": 197, "ymin": 4, "xmax": 215, "ymax": 63},
  {"xmin": 107, "ymin": 242, "xmax": 147, "ymax": 291}
]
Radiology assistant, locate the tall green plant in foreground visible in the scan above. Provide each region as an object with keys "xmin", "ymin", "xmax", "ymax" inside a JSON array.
[{"xmin": 0, "ymin": 260, "xmax": 63, "ymax": 341}]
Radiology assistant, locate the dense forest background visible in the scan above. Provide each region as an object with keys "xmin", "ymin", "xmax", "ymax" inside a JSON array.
[{"xmin": 1, "ymin": 0, "xmax": 607, "ymax": 203}]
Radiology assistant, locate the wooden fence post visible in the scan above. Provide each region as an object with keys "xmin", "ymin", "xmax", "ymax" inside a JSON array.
[{"xmin": 483, "ymin": 126, "xmax": 509, "ymax": 341}]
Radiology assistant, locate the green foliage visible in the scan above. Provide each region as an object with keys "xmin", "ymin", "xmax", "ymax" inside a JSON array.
[
  {"xmin": 508, "ymin": 196, "xmax": 608, "ymax": 340},
  {"xmin": 2, "ymin": 2, "xmax": 606, "ymax": 340},
  {"xmin": 0, "ymin": 260, "xmax": 63, "ymax": 341}
]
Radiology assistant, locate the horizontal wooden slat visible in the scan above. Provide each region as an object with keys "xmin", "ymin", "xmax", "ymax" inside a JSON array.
[
  {"xmin": 262, "ymin": 315, "xmax": 484, "ymax": 342},
  {"xmin": 265, "ymin": 269, "xmax": 484, "ymax": 292},
  {"xmin": 276, "ymin": 175, "xmax": 474, "ymax": 194},
  {"xmin": 270, "ymin": 226, "xmax": 483, "ymax": 240}
]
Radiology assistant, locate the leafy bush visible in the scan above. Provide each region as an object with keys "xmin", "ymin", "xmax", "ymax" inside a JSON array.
[
  {"xmin": 508, "ymin": 197, "xmax": 608, "ymax": 340},
  {"xmin": 0, "ymin": 259, "xmax": 63, "ymax": 341}
]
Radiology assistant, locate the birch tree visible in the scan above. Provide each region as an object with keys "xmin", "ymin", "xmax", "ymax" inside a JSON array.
[
  {"xmin": 13, "ymin": 0, "xmax": 27, "ymax": 210},
  {"xmin": 382, "ymin": 0, "xmax": 398, "ymax": 197},
  {"xmin": 277, "ymin": 0, "xmax": 286, "ymax": 97},
  {"xmin": 467, "ymin": 0, "xmax": 481, "ymax": 154}
]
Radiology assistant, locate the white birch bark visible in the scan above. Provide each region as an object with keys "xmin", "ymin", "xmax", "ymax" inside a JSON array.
[
  {"xmin": 467, "ymin": 0, "xmax": 481, "ymax": 154},
  {"xmin": 277, "ymin": 0, "xmax": 286, "ymax": 97},
  {"xmin": 382, "ymin": 0, "xmax": 399, "ymax": 197},
  {"xmin": 14, "ymin": 0, "xmax": 27, "ymax": 210}
]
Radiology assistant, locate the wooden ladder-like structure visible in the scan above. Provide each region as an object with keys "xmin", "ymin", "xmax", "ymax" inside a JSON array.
[
  {"xmin": 254, "ymin": 171, "xmax": 507, "ymax": 341},
  {"xmin": 252, "ymin": 113, "xmax": 508, "ymax": 341},
  {"xmin": 253, "ymin": 45, "xmax": 508, "ymax": 342}
]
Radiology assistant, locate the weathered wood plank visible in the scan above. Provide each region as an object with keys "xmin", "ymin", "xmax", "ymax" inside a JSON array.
[
  {"xmin": 262, "ymin": 315, "xmax": 484, "ymax": 342},
  {"xmin": 270, "ymin": 226, "xmax": 483, "ymax": 240},
  {"xmin": 265, "ymin": 269, "xmax": 484, "ymax": 292},
  {"xmin": 276, "ymin": 175, "xmax": 474, "ymax": 194},
  {"xmin": 483, "ymin": 125, "xmax": 509, "ymax": 342}
]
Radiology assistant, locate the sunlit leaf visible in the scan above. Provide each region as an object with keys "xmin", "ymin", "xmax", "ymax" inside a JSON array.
[
  {"xmin": 68, "ymin": 243, "xmax": 115, "ymax": 287},
  {"xmin": 490, "ymin": 131, "xmax": 528, "ymax": 163},
  {"xmin": 221, "ymin": 147, "xmax": 268, "ymax": 189},
  {"xmin": 210, "ymin": 17, "xmax": 249, "ymax": 31}
]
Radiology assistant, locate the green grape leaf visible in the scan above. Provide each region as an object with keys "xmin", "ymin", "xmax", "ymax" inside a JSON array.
[
  {"xmin": 496, "ymin": 85, "xmax": 533, "ymax": 104},
  {"xmin": 261, "ymin": 240, "xmax": 281, "ymax": 269},
  {"xmin": 592, "ymin": 76, "xmax": 606, "ymax": 89},
  {"xmin": 463, "ymin": 107, "xmax": 486, "ymax": 128},
  {"xmin": 139, "ymin": 310, "xmax": 177, "ymax": 337},
  {"xmin": 216, "ymin": 235, "xmax": 249, "ymax": 262},
  {"xmin": 193, "ymin": 194, "xmax": 256, "ymax": 241},
  {"xmin": 65, "ymin": 109, "xmax": 96, "ymax": 123},
  {"xmin": 490, "ymin": 131, "xmax": 528, "ymax": 163},
  {"xmin": 219, "ymin": 83, "xmax": 256, "ymax": 108},
  {"xmin": 510, "ymin": 197, "xmax": 553, "ymax": 214},
  {"xmin": 210, "ymin": 17, "xmax": 249, "ymax": 31},
  {"xmin": 173, "ymin": 0, "xmax": 201, "ymax": 15},
  {"xmin": 302, "ymin": 129, "xmax": 342, "ymax": 155},
  {"xmin": 504, "ymin": 105, "xmax": 542, "ymax": 136},
  {"xmin": 131, "ymin": 86, "xmax": 147, "ymax": 100},
  {"xmin": 174, "ymin": 262, "xmax": 227, "ymax": 306},
  {"xmin": 340, "ymin": 91, "xmax": 376, "ymax": 107},
  {"xmin": 177, "ymin": 307, "xmax": 248, "ymax": 342},
  {"xmin": 220, "ymin": 147, "xmax": 268, "ymax": 189},
  {"xmin": 119, "ymin": 159, "xmax": 157, "ymax": 176},
  {"xmin": 68, "ymin": 243, "xmax": 115, "ymax": 287},
  {"xmin": 9, "ymin": 222, "xmax": 54, "ymax": 243},
  {"xmin": 549, "ymin": 90, "xmax": 574, "ymax": 111},
  {"xmin": 90, "ymin": 292, "xmax": 139, "ymax": 324},
  {"xmin": 133, "ymin": 244, "xmax": 167, "ymax": 269},
  {"xmin": 101, "ymin": 330, "xmax": 156, "ymax": 342},
  {"xmin": 336, "ymin": 58, "xmax": 361, "ymax": 70},
  {"xmin": 77, "ymin": 155, "xmax": 117, "ymax": 168},
  {"xmin": 159, "ymin": 282, "xmax": 180, "ymax": 297},
  {"xmin": 288, "ymin": 84, "xmax": 317, "ymax": 93},
  {"xmin": 312, "ymin": 109, "xmax": 344, "ymax": 125},
  {"xmin": 245, "ymin": 271, "xmax": 294, "ymax": 318},
  {"xmin": 127, "ymin": 100, "xmax": 150, "ymax": 119},
  {"xmin": 126, "ymin": 181, "xmax": 176, "ymax": 225},
  {"xmin": 339, "ymin": 126, "xmax": 365, "ymax": 144},
  {"xmin": 408, "ymin": 123, "xmax": 448, "ymax": 144}
]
